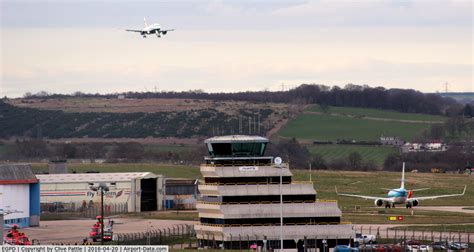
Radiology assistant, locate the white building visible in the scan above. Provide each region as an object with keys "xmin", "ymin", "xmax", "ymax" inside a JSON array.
[
  {"xmin": 37, "ymin": 172, "xmax": 165, "ymax": 212},
  {"xmin": 0, "ymin": 164, "xmax": 40, "ymax": 228}
]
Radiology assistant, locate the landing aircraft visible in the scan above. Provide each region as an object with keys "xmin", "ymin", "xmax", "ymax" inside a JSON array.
[
  {"xmin": 335, "ymin": 163, "xmax": 466, "ymax": 208},
  {"xmin": 126, "ymin": 18, "xmax": 174, "ymax": 38}
]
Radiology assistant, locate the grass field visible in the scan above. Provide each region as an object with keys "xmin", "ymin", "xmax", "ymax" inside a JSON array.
[
  {"xmin": 307, "ymin": 145, "xmax": 398, "ymax": 166},
  {"xmin": 309, "ymin": 105, "xmax": 447, "ymax": 122},
  {"xmin": 31, "ymin": 163, "xmax": 202, "ymax": 179},
  {"xmin": 292, "ymin": 170, "xmax": 474, "ymax": 207},
  {"xmin": 279, "ymin": 113, "xmax": 432, "ymax": 142},
  {"xmin": 390, "ymin": 224, "xmax": 474, "ymax": 233}
]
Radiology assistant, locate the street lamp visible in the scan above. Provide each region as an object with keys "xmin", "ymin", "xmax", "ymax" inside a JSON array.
[
  {"xmin": 274, "ymin": 157, "xmax": 283, "ymax": 251},
  {"xmin": 89, "ymin": 182, "xmax": 115, "ymax": 245}
]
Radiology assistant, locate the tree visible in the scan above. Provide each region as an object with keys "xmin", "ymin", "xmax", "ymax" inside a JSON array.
[{"xmin": 348, "ymin": 152, "xmax": 362, "ymax": 169}]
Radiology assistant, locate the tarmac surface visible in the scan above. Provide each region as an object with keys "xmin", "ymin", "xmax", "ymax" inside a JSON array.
[
  {"xmin": 22, "ymin": 218, "xmax": 196, "ymax": 244},
  {"xmin": 416, "ymin": 206, "xmax": 474, "ymax": 215}
]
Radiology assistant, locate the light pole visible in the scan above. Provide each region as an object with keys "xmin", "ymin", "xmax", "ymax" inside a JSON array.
[
  {"xmin": 274, "ymin": 157, "xmax": 283, "ymax": 251},
  {"xmin": 89, "ymin": 182, "xmax": 115, "ymax": 245}
]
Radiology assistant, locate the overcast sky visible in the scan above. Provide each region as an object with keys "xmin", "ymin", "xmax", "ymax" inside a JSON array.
[{"xmin": 1, "ymin": 0, "xmax": 472, "ymax": 97}]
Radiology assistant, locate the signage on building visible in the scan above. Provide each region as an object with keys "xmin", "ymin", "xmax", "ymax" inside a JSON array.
[{"xmin": 239, "ymin": 166, "xmax": 259, "ymax": 172}]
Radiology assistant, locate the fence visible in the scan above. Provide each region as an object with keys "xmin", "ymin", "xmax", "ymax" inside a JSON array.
[
  {"xmin": 356, "ymin": 226, "xmax": 473, "ymax": 244},
  {"xmin": 40, "ymin": 203, "xmax": 128, "ymax": 220},
  {"xmin": 115, "ymin": 224, "xmax": 195, "ymax": 246}
]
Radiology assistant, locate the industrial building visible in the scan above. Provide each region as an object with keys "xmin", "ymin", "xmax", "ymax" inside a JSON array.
[
  {"xmin": 164, "ymin": 179, "xmax": 199, "ymax": 209},
  {"xmin": 37, "ymin": 172, "xmax": 165, "ymax": 212},
  {"xmin": 0, "ymin": 164, "xmax": 40, "ymax": 228},
  {"xmin": 195, "ymin": 135, "xmax": 355, "ymax": 250}
]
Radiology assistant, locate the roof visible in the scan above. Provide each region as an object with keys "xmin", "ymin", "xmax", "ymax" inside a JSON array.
[
  {"xmin": 36, "ymin": 172, "xmax": 161, "ymax": 184},
  {"xmin": 0, "ymin": 164, "xmax": 38, "ymax": 185},
  {"xmin": 165, "ymin": 179, "xmax": 198, "ymax": 185},
  {"xmin": 204, "ymin": 135, "xmax": 269, "ymax": 144}
]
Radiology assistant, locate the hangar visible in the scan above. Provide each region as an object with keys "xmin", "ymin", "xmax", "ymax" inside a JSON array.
[
  {"xmin": 0, "ymin": 164, "xmax": 40, "ymax": 228},
  {"xmin": 37, "ymin": 172, "xmax": 165, "ymax": 212}
]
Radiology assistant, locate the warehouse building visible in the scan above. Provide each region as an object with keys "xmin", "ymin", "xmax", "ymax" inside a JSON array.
[
  {"xmin": 37, "ymin": 172, "xmax": 165, "ymax": 212},
  {"xmin": 0, "ymin": 164, "xmax": 40, "ymax": 228}
]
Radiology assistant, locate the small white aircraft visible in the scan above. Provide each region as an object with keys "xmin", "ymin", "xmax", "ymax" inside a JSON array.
[
  {"xmin": 126, "ymin": 18, "xmax": 174, "ymax": 38},
  {"xmin": 336, "ymin": 162, "xmax": 466, "ymax": 208}
]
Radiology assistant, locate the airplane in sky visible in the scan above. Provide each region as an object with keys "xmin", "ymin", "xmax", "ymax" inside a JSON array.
[
  {"xmin": 335, "ymin": 163, "xmax": 466, "ymax": 208},
  {"xmin": 126, "ymin": 18, "xmax": 174, "ymax": 38}
]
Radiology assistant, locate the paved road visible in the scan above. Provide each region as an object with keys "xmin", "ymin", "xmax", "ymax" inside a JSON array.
[
  {"xmin": 22, "ymin": 218, "xmax": 196, "ymax": 244},
  {"xmin": 416, "ymin": 206, "xmax": 474, "ymax": 215}
]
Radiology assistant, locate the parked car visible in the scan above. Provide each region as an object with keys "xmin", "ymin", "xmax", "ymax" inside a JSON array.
[
  {"xmin": 355, "ymin": 233, "xmax": 376, "ymax": 244},
  {"xmin": 334, "ymin": 245, "xmax": 359, "ymax": 252}
]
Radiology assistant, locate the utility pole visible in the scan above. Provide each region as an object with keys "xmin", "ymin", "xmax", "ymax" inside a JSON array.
[{"xmin": 89, "ymin": 182, "xmax": 115, "ymax": 245}]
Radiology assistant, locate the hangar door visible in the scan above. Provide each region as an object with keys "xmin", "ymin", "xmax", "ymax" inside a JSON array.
[{"xmin": 140, "ymin": 178, "xmax": 157, "ymax": 211}]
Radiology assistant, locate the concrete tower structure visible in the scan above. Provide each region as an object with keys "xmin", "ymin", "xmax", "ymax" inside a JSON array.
[{"xmin": 195, "ymin": 135, "xmax": 355, "ymax": 250}]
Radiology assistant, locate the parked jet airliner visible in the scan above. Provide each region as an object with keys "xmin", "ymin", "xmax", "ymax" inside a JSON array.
[
  {"xmin": 336, "ymin": 163, "xmax": 466, "ymax": 208},
  {"xmin": 126, "ymin": 18, "xmax": 174, "ymax": 38}
]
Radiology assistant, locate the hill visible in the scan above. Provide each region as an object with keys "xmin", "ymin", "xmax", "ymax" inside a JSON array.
[
  {"xmin": 0, "ymin": 99, "xmax": 296, "ymax": 139},
  {"xmin": 278, "ymin": 105, "xmax": 448, "ymax": 166}
]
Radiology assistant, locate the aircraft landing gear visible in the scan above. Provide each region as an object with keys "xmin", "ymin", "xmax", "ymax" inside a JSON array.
[
  {"xmin": 406, "ymin": 203, "xmax": 412, "ymax": 208},
  {"xmin": 392, "ymin": 203, "xmax": 396, "ymax": 208},
  {"xmin": 385, "ymin": 203, "xmax": 391, "ymax": 209}
]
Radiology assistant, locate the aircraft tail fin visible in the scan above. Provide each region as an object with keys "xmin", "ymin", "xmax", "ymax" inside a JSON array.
[
  {"xmin": 401, "ymin": 162, "xmax": 406, "ymax": 189},
  {"xmin": 144, "ymin": 17, "xmax": 148, "ymax": 28}
]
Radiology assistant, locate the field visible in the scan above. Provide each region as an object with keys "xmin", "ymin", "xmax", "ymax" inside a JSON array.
[
  {"xmin": 279, "ymin": 113, "xmax": 432, "ymax": 142},
  {"xmin": 307, "ymin": 145, "xmax": 398, "ymax": 166},
  {"xmin": 279, "ymin": 105, "xmax": 445, "ymax": 142},
  {"xmin": 31, "ymin": 163, "xmax": 202, "ymax": 179},
  {"xmin": 308, "ymin": 105, "xmax": 447, "ymax": 122}
]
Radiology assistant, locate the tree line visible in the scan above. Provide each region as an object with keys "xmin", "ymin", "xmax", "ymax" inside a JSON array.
[{"xmin": 20, "ymin": 84, "xmax": 470, "ymax": 116}]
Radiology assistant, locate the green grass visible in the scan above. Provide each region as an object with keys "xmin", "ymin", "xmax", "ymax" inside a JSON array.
[
  {"xmin": 144, "ymin": 144, "xmax": 196, "ymax": 153},
  {"xmin": 307, "ymin": 145, "xmax": 398, "ymax": 166},
  {"xmin": 31, "ymin": 163, "xmax": 202, "ymax": 179},
  {"xmin": 279, "ymin": 113, "xmax": 433, "ymax": 141},
  {"xmin": 125, "ymin": 211, "xmax": 199, "ymax": 221},
  {"xmin": 390, "ymin": 224, "xmax": 474, "ymax": 233},
  {"xmin": 309, "ymin": 105, "xmax": 447, "ymax": 122},
  {"xmin": 292, "ymin": 170, "xmax": 474, "ymax": 208}
]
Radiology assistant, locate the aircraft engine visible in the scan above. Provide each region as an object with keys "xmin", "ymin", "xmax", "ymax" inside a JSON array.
[
  {"xmin": 162, "ymin": 31, "xmax": 167, "ymax": 35},
  {"xmin": 374, "ymin": 199, "xmax": 384, "ymax": 207},
  {"xmin": 411, "ymin": 200, "xmax": 419, "ymax": 207}
]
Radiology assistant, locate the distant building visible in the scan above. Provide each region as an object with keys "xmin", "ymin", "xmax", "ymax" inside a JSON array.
[
  {"xmin": 380, "ymin": 136, "xmax": 404, "ymax": 146},
  {"xmin": 0, "ymin": 164, "xmax": 40, "ymax": 228},
  {"xmin": 401, "ymin": 141, "xmax": 448, "ymax": 153}
]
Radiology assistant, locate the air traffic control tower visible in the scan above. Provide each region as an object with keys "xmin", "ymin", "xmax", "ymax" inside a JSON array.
[{"xmin": 195, "ymin": 135, "xmax": 355, "ymax": 250}]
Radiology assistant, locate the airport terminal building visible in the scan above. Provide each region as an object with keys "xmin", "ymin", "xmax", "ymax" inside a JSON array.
[{"xmin": 195, "ymin": 135, "xmax": 355, "ymax": 250}]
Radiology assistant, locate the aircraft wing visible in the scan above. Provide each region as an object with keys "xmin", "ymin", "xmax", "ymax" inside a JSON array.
[
  {"xmin": 409, "ymin": 186, "xmax": 466, "ymax": 201},
  {"xmin": 161, "ymin": 29, "xmax": 175, "ymax": 32},
  {"xmin": 335, "ymin": 187, "xmax": 394, "ymax": 202},
  {"xmin": 125, "ymin": 29, "xmax": 143, "ymax": 32}
]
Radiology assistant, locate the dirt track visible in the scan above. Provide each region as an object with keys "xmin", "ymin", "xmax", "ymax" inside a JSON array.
[{"xmin": 22, "ymin": 218, "xmax": 196, "ymax": 244}]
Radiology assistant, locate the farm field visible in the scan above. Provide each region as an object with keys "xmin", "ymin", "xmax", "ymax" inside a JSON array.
[
  {"xmin": 278, "ymin": 105, "xmax": 445, "ymax": 142},
  {"xmin": 279, "ymin": 113, "xmax": 432, "ymax": 142},
  {"xmin": 308, "ymin": 105, "xmax": 447, "ymax": 122},
  {"xmin": 307, "ymin": 145, "xmax": 398, "ymax": 166}
]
